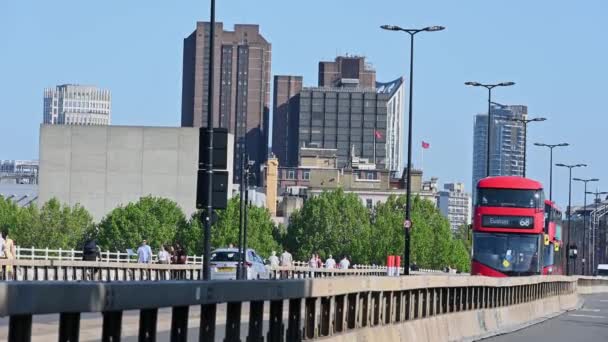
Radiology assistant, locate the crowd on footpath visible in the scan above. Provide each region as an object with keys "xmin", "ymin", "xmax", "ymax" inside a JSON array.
[
  {"xmin": 266, "ymin": 250, "xmax": 352, "ymax": 270},
  {"xmin": 81, "ymin": 239, "xmax": 189, "ymax": 265}
]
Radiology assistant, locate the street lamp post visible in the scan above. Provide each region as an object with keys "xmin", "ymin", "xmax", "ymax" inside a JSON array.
[
  {"xmin": 556, "ymin": 163, "xmax": 587, "ymax": 275},
  {"xmin": 586, "ymin": 190, "xmax": 608, "ymax": 275},
  {"xmin": 533, "ymin": 143, "xmax": 569, "ymax": 203},
  {"xmin": 573, "ymin": 177, "xmax": 599, "ymax": 275},
  {"xmin": 381, "ymin": 24, "xmax": 444, "ymax": 276},
  {"xmin": 504, "ymin": 117, "xmax": 546, "ymax": 177},
  {"xmin": 465, "ymin": 81, "xmax": 515, "ymax": 177}
]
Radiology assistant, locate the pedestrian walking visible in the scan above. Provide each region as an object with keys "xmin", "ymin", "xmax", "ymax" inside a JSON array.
[
  {"xmin": 339, "ymin": 255, "xmax": 350, "ymax": 270},
  {"xmin": 280, "ymin": 249, "xmax": 293, "ymax": 266},
  {"xmin": 325, "ymin": 254, "xmax": 336, "ymax": 269},
  {"xmin": 280, "ymin": 249, "xmax": 293, "ymax": 279},
  {"xmin": 137, "ymin": 240, "xmax": 152, "ymax": 264},
  {"xmin": 82, "ymin": 239, "xmax": 100, "ymax": 261},
  {"xmin": 158, "ymin": 245, "xmax": 170, "ymax": 264},
  {"xmin": 172, "ymin": 244, "xmax": 187, "ymax": 279},
  {"xmin": 2, "ymin": 230, "xmax": 16, "ymax": 279},
  {"xmin": 316, "ymin": 254, "xmax": 323, "ymax": 268},
  {"xmin": 268, "ymin": 251, "xmax": 280, "ymax": 267}
]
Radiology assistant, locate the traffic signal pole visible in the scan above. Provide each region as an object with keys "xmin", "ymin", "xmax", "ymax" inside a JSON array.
[{"xmin": 202, "ymin": 0, "xmax": 216, "ymax": 281}]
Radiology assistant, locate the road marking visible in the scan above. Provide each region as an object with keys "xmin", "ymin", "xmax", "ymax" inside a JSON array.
[
  {"xmin": 569, "ymin": 314, "xmax": 606, "ymax": 319},
  {"xmin": 580, "ymin": 309, "xmax": 601, "ymax": 312}
]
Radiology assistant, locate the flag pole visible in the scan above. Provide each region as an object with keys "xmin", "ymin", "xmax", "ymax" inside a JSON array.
[{"xmin": 421, "ymin": 144, "xmax": 424, "ymax": 172}]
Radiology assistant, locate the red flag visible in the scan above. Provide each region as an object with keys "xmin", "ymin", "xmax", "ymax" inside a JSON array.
[
  {"xmin": 422, "ymin": 141, "xmax": 430, "ymax": 149},
  {"xmin": 374, "ymin": 130, "xmax": 383, "ymax": 139}
]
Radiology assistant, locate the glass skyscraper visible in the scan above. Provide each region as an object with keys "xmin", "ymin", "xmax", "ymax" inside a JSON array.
[{"xmin": 472, "ymin": 103, "xmax": 527, "ymax": 200}]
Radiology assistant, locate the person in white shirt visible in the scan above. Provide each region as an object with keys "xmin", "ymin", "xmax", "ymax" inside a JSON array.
[
  {"xmin": 268, "ymin": 251, "xmax": 280, "ymax": 267},
  {"xmin": 339, "ymin": 256, "xmax": 350, "ymax": 269},
  {"xmin": 325, "ymin": 255, "xmax": 336, "ymax": 269},
  {"xmin": 158, "ymin": 245, "xmax": 170, "ymax": 264},
  {"xmin": 0, "ymin": 233, "xmax": 5, "ymax": 258},
  {"xmin": 280, "ymin": 250, "xmax": 293, "ymax": 267}
]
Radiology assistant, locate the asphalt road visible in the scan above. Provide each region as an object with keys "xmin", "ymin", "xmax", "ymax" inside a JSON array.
[{"xmin": 484, "ymin": 293, "xmax": 608, "ymax": 342}]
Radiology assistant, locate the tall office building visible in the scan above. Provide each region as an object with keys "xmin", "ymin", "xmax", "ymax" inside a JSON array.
[
  {"xmin": 472, "ymin": 103, "xmax": 527, "ymax": 199},
  {"xmin": 181, "ymin": 22, "xmax": 271, "ymax": 183},
  {"xmin": 437, "ymin": 183, "xmax": 472, "ymax": 231},
  {"xmin": 289, "ymin": 56, "xmax": 403, "ymax": 171},
  {"xmin": 43, "ymin": 84, "xmax": 111, "ymax": 125},
  {"xmin": 272, "ymin": 75, "xmax": 302, "ymax": 166}
]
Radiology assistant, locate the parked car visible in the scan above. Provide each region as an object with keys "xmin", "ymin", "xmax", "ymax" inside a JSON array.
[{"xmin": 209, "ymin": 248, "xmax": 269, "ymax": 280}]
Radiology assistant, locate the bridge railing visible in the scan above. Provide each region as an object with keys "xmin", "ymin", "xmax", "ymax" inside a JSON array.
[
  {"xmin": 14, "ymin": 246, "xmax": 205, "ymax": 264},
  {"xmin": 0, "ymin": 275, "xmax": 586, "ymax": 342},
  {"xmin": 0, "ymin": 259, "xmax": 445, "ymax": 282}
]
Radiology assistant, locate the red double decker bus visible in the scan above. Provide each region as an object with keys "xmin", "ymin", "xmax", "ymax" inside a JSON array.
[
  {"xmin": 542, "ymin": 200, "xmax": 564, "ymax": 275},
  {"xmin": 472, "ymin": 176, "xmax": 546, "ymax": 277}
]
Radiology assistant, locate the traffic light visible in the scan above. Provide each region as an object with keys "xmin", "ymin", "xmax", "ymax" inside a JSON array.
[
  {"xmin": 196, "ymin": 127, "xmax": 229, "ymax": 210},
  {"xmin": 196, "ymin": 170, "xmax": 228, "ymax": 209},
  {"xmin": 199, "ymin": 128, "xmax": 228, "ymax": 169}
]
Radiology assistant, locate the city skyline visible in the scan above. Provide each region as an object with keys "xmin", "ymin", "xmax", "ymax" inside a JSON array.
[{"xmin": 1, "ymin": 1, "xmax": 607, "ymax": 208}]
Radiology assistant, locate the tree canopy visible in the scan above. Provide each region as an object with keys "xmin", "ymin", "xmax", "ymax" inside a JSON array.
[
  {"xmin": 183, "ymin": 197, "xmax": 281, "ymax": 258},
  {"xmin": 285, "ymin": 189, "xmax": 372, "ymax": 263},
  {"xmin": 96, "ymin": 196, "xmax": 187, "ymax": 252},
  {"xmin": 0, "ymin": 197, "xmax": 94, "ymax": 250}
]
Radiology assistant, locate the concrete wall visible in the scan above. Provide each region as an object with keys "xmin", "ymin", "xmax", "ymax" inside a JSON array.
[{"xmin": 39, "ymin": 125, "xmax": 233, "ymax": 221}]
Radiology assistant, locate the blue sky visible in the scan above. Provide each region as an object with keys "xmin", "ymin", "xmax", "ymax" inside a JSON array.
[{"xmin": 1, "ymin": 0, "xmax": 606, "ymax": 208}]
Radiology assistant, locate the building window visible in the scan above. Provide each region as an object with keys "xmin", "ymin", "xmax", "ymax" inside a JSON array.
[
  {"xmin": 302, "ymin": 171, "xmax": 310, "ymax": 180},
  {"xmin": 366, "ymin": 199, "xmax": 373, "ymax": 209},
  {"xmin": 287, "ymin": 170, "xmax": 295, "ymax": 180}
]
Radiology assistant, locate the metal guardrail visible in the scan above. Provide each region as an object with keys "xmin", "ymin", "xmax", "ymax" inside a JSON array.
[{"xmin": 0, "ymin": 275, "xmax": 581, "ymax": 341}]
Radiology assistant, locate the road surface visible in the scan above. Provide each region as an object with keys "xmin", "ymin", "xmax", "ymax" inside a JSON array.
[{"xmin": 484, "ymin": 293, "xmax": 608, "ymax": 341}]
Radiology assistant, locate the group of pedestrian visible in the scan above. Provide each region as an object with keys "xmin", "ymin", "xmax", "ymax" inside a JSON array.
[
  {"xmin": 0, "ymin": 229, "xmax": 16, "ymax": 279},
  {"xmin": 137, "ymin": 240, "xmax": 187, "ymax": 265},
  {"xmin": 308, "ymin": 253, "xmax": 351, "ymax": 269}
]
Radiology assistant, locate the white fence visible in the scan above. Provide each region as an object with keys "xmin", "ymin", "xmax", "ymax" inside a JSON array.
[
  {"xmin": 15, "ymin": 246, "xmax": 204, "ymax": 265},
  {"xmin": 14, "ymin": 246, "xmax": 447, "ymax": 273}
]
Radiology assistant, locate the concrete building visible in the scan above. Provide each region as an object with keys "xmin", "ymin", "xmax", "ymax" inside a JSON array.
[
  {"xmin": 272, "ymin": 75, "xmax": 303, "ymax": 166},
  {"xmin": 43, "ymin": 84, "xmax": 111, "ymax": 125},
  {"xmin": 472, "ymin": 103, "xmax": 527, "ymax": 199},
  {"xmin": 437, "ymin": 183, "xmax": 472, "ymax": 231},
  {"xmin": 288, "ymin": 56, "xmax": 403, "ymax": 173},
  {"xmin": 38, "ymin": 125, "xmax": 233, "ymax": 221},
  {"xmin": 318, "ymin": 56, "xmax": 376, "ymax": 88},
  {"xmin": 181, "ymin": 22, "xmax": 271, "ymax": 183}
]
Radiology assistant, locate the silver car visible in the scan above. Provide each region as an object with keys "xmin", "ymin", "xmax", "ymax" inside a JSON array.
[{"xmin": 209, "ymin": 248, "xmax": 269, "ymax": 280}]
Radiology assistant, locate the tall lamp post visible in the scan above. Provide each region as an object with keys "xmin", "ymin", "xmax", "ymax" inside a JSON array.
[
  {"xmin": 586, "ymin": 189, "xmax": 608, "ymax": 275},
  {"xmin": 381, "ymin": 24, "xmax": 444, "ymax": 275},
  {"xmin": 556, "ymin": 163, "xmax": 587, "ymax": 275},
  {"xmin": 465, "ymin": 81, "xmax": 515, "ymax": 177},
  {"xmin": 573, "ymin": 177, "xmax": 599, "ymax": 275},
  {"xmin": 504, "ymin": 117, "xmax": 546, "ymax": 177},
  {"xmin": 533, "ymin": 143, "xmax": 569, "ymax": 203}
]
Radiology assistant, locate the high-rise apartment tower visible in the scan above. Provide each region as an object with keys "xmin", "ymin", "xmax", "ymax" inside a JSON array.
[{"xmin": 181, "ymin": 22, "xmax": 271, "ymax": 182}]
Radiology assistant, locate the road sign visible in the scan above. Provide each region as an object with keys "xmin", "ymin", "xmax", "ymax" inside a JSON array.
[{"xmin": 404, "ymin": 219, "xmax": 412, "ymax": 230}]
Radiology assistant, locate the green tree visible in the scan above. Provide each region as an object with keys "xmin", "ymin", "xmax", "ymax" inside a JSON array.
[
  {"xmin": 453, "ymin": 223, "xmax": 472, "ymax": 252},
  {"xmin": 285, "ymin": 189, "xmax": 372, "ymax": 263},
  {"xmin": 97, "ymin": 196, "xmax": 187, "ymax": 252},
  {"xmin": 182, "ymin": 197, "xmax": 281, "ymax": 258},
  {"xmin": 0, "ymin": 196, "xmax": 20, "ymax": 232},
  {"xmin": 8, "ymin": 198, "xmax": 94, "ymax": 249},
  {"xmin": 371, "ymin": 195, "xmax": 467, "ymax": 270}
]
